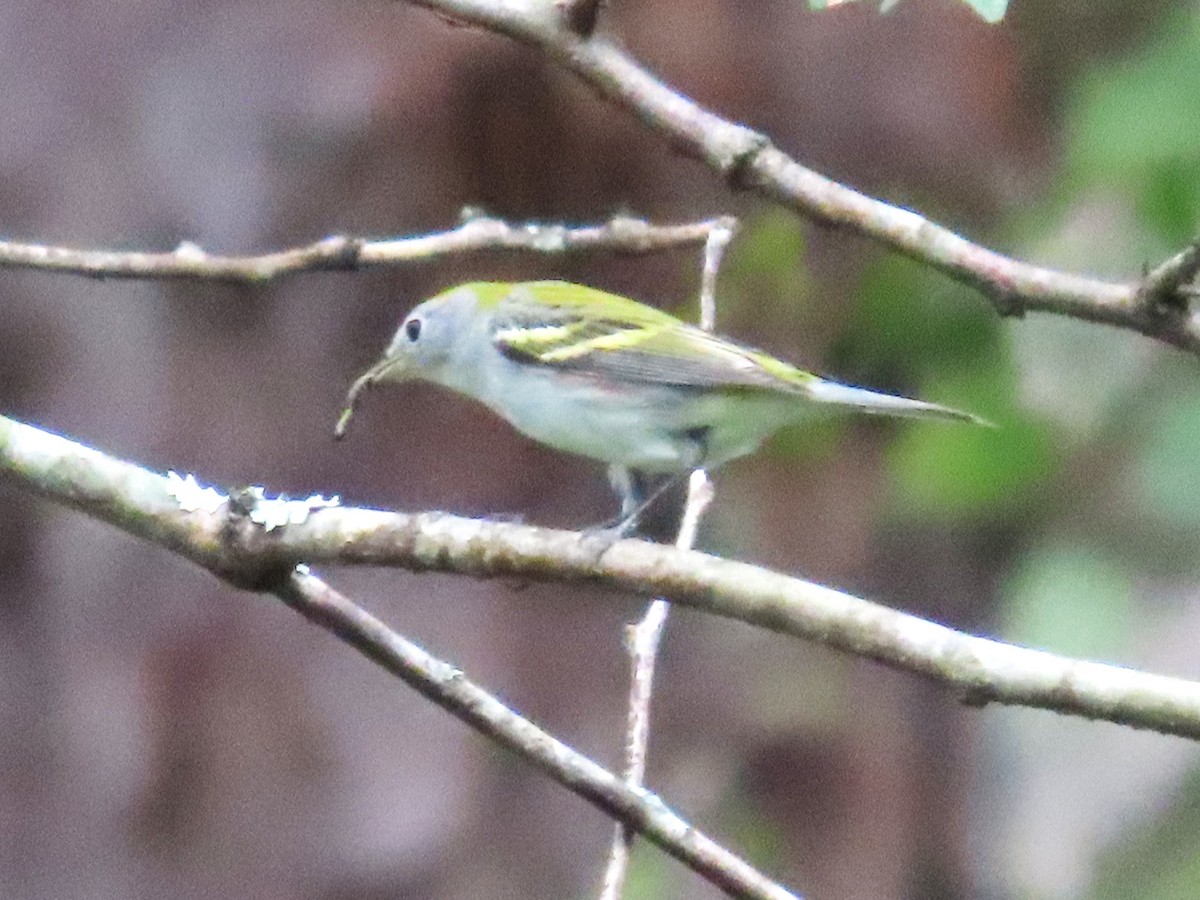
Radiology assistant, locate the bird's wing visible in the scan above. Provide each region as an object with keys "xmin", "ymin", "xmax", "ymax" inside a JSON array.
[{"xmin": 491, "ymin": 282, "xmax": 816, "ymax": 392}]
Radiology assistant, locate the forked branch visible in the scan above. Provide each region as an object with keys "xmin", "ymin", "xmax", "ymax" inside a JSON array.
[
  {"xmin": 398, "ymin": 0, "xmax": 1200, "ymax": 353},
  {"xmin": 2, "ymin": 413, "xmax": 1200, "ymax": 741},
  {"xmin": 0, "ymin": 213, "xmax": 735, "ymax": 284}
]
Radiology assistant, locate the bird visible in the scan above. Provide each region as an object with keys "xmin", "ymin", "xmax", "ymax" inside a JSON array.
[{"xmin": 335, "ymin": 280, "xmax": 982, "ymax": 524}]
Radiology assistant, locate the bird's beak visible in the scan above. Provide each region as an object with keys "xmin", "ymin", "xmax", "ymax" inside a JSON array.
[{"xmin": 333, "ymin": 353, "xmax": 411, "ymax": 440}]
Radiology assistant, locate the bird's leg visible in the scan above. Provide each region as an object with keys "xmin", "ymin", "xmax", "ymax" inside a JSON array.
[
  {"xmin": 601, "ymin": 466, "xmax": 643, "ymax": 535},
  {"xmin": 604, "ymin": 466, "xmax": 685, "ymax": 536},
  {"xmin": 602, "ymin": 427, "xmax": 711, "ymax": 535},
  {"xmin": 608, "ymin": 466, "xmax": 646, "ymax": 521},
  {"xmin": 582, "ymin": 437, "xmax": 706, "ymax": 553}
]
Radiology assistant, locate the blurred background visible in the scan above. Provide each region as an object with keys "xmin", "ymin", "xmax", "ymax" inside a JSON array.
[{"xmin": 1, "ymin": 0, "xmax": 1199, "ymax": 897}]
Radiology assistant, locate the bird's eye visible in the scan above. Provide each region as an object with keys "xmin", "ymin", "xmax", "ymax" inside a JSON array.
[{"xmin": 404, "ymin": 317, "xmax": 422, "ymax": 342}]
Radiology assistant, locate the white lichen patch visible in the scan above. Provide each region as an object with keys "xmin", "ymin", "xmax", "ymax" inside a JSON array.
[
  {"xmin": 243, "ymin": 487, "xmax": 341, "ymax": 532},
  {"xmin": 166, "ymin": 472, "xmax": 339, "ymax": 531},
  {"xmin": 166, "ymin": 471, "xmax": 226, "ymax": 513}
]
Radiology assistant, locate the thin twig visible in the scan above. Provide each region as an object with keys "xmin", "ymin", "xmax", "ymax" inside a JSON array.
[
  {"xmin": 396, "ymin": 0, "xmax": 1200, "ymax": 354},
  {"xmin": 277, "ymin": 569, "xmax": 798, "ymax": 900},
  {"xmin": 601, "ymin": 221, "xmax": 736, "ymax": 900},
  {"xmin": 0, "ymin": 213, "xmax": 733, "ymax": 284},
  {"xmin": 1134, "ymin": 235, "xmax": 1200, "ymax": 313},
  {"xmin": 4, "ymin": 413, "xmax": 1200, "ymax": 739}
]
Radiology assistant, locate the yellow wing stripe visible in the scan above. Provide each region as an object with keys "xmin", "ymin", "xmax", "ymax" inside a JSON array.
[
  {"xmin": 493, "ymin": 323, "xmax": 578, "ymax": 346},
  {"xmin": 538, "ymin": 325, "xmax": 657, "ymax": 362}
]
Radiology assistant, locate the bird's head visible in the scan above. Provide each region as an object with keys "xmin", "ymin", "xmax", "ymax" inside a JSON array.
[{"xmin": 333, "ymin": 282, "xmax": 511, "ymax": 438}]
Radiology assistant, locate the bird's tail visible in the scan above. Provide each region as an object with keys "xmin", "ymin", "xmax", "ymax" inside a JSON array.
[{"xmin": 805, "ymin": 379, "xmax": 986, "ymax": 425}]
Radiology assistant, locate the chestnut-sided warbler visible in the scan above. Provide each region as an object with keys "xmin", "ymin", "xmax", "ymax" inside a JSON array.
[{"xmin": 335, "ymin": 281, "xmax": 981, "ymax": 515}]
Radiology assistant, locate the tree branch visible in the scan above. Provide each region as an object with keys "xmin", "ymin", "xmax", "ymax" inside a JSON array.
[
  {"xmin": 277, "ymin": 569, "xmax": 798, "ymax": 900},
  {"xmin": 0, "ymin": 415, "xmax": 796, "ymax": 899},
  {"xmin": 1134, "ymin": 236, "xmax": 1200, "ymax": 314},
  {"xmin": 396, "ymin": 0, "xmax": 1200, "ymax": 353},
  {"xmin": 0, "ymin": 213, "xmax": 735, "ymax": 284},
  {"xmin": 3, "ymin": 412, "xmax": 1200, "ymax": 740}
]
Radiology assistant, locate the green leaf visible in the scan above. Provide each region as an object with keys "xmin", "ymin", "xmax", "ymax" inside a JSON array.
[
  {"xmin": 1136, "ymin": 159, "xmax": 1200, "ymax": 246},
  {"xmin": 1065, "ymin": 11, "xmax": 1200, "ymax": 245},
  {"xmin": 835, "ymin": 255, "xmax": 999, "ymax": 377},
  {"xmin": 827, "ymin": 253, "xmax": 1049, "ymax": 522},
  {"xmin": 1135, "ymin": 390, "xmax": 1200, "ymax": 532},
  {"xmin": 623, "ymin": 844, "xmax": 675, "ymax": 900},
  {"xmin": 884, "ymin": 362, "xmax": 1058, "ymax": 521},
  {"xmin": 719, "ymin": 209, "xmax": 811, "ymax": 322},
  {"xmin": 1002, "ymin": 543, "xmax": 1134, "ymax": 659}
]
